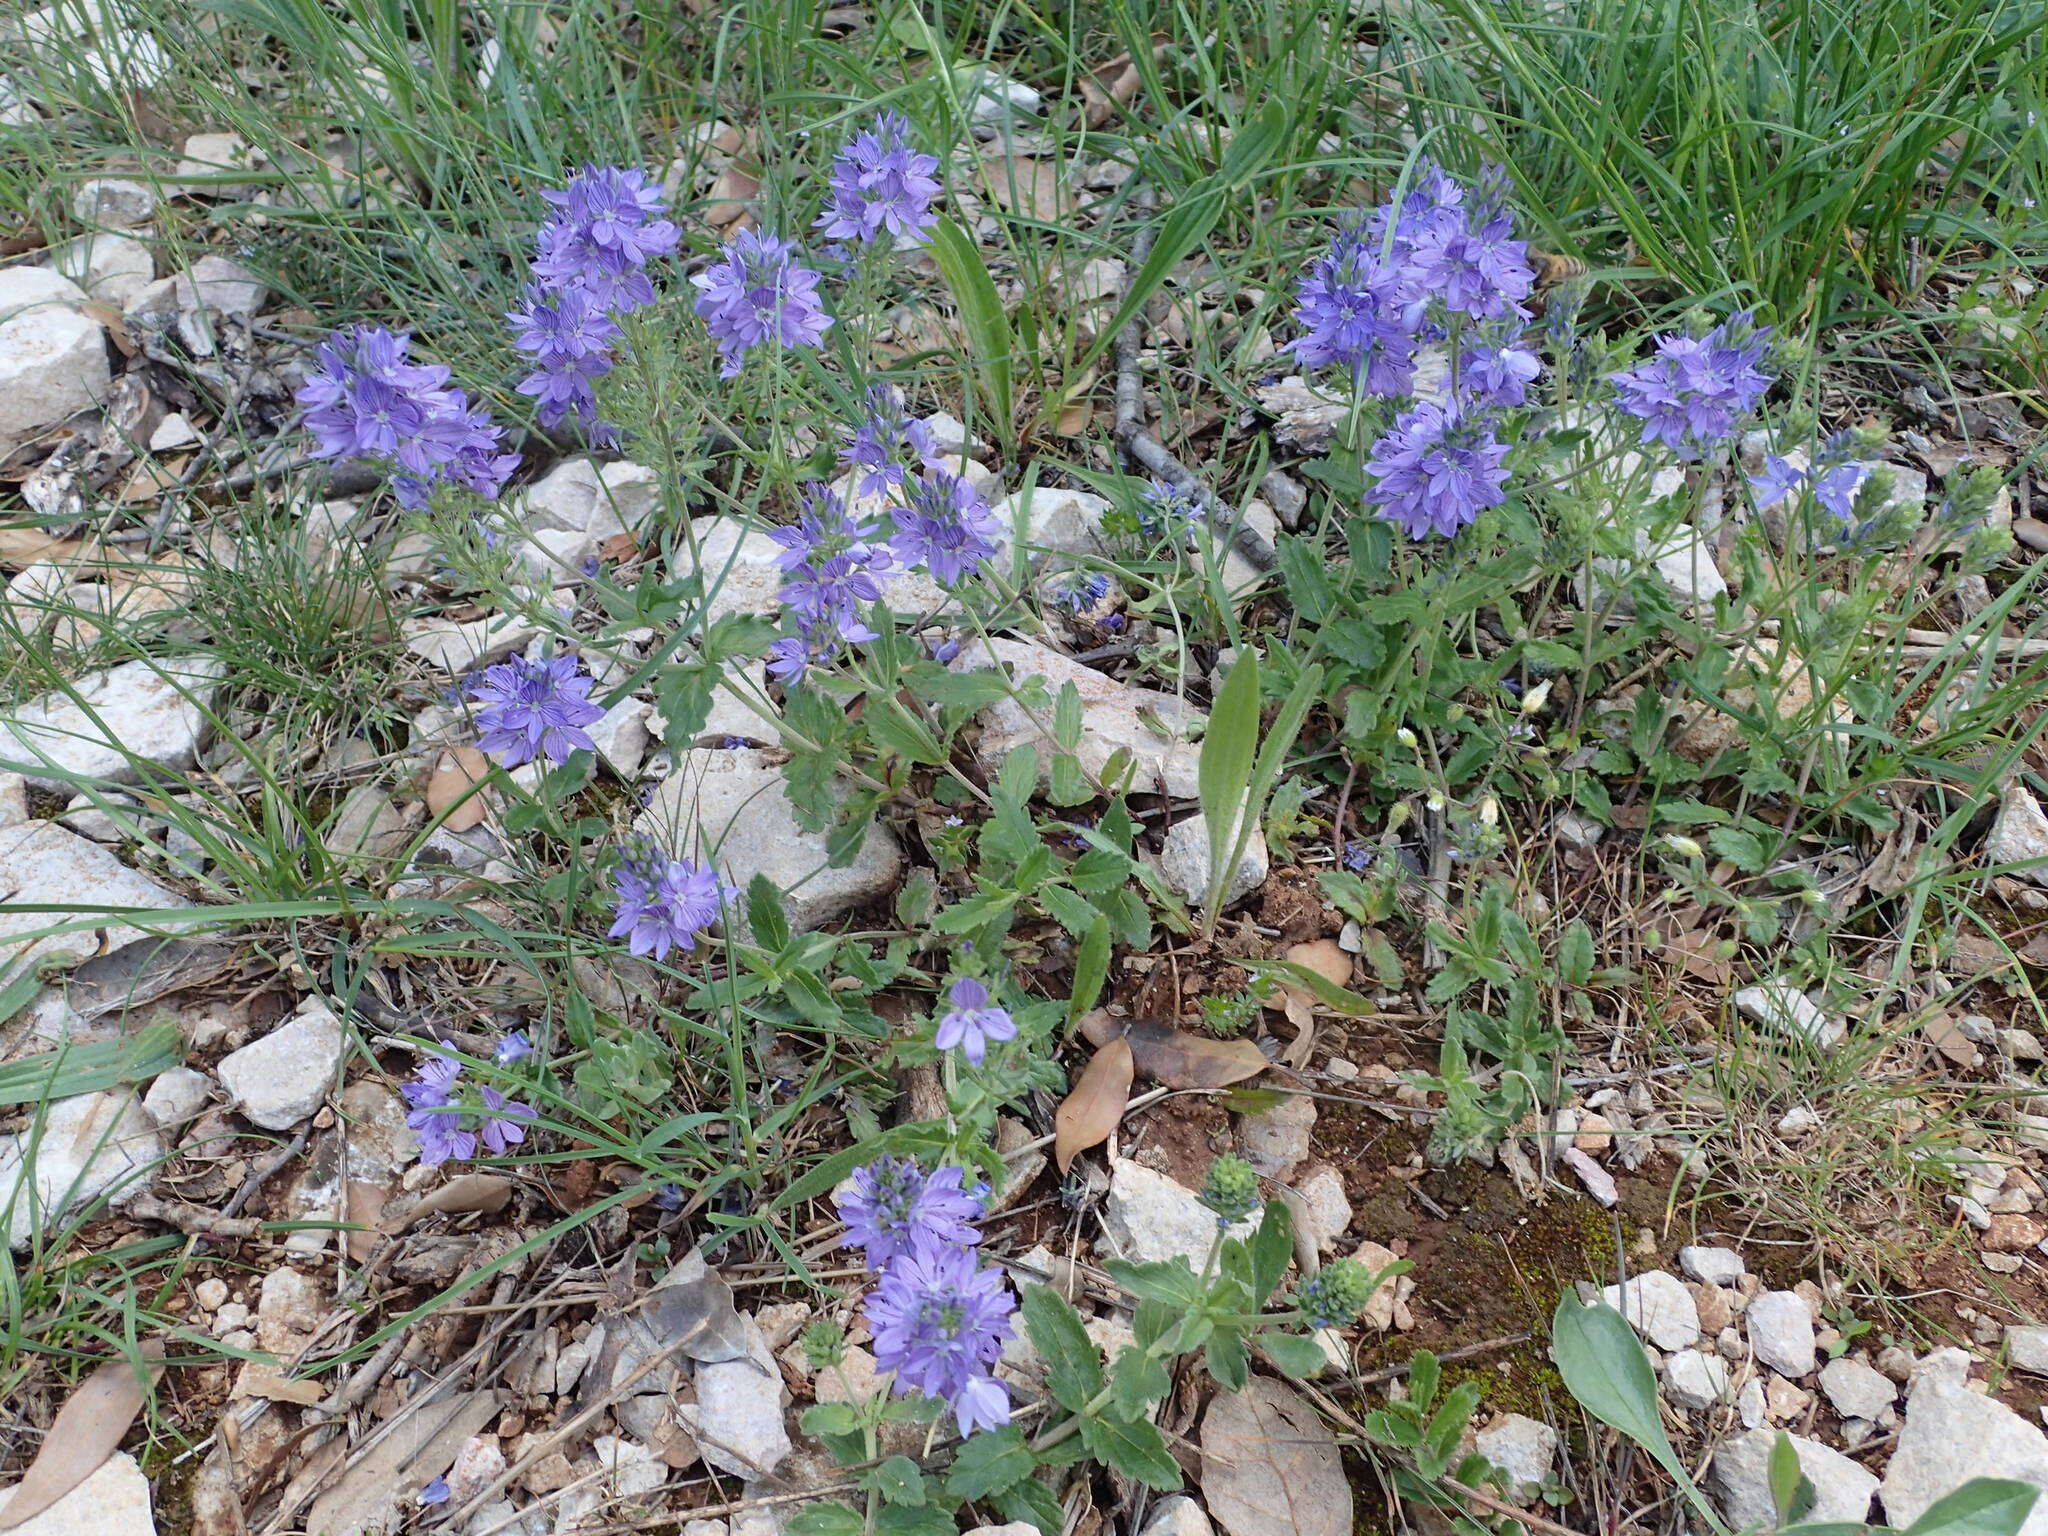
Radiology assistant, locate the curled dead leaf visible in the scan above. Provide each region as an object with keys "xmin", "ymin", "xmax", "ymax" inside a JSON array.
[
  {"xmin": 1200, "ymin": 1376, "xmax": 1352, "ymax": 1536},
  {"xmin": 425, "ymin": 745, "xmax": 491, "ymax": 832},
  {"xmin": 1078, "ymin": 1012, "xmax": 1269, "ymax": 1091},
  {"xmin": 383, "ymin": 1172, "xmax": 512, "ymax": 1232},
  {"xmin": 1054, "ymin": 1036, "xmax": 1133, "ymax": 1172}
]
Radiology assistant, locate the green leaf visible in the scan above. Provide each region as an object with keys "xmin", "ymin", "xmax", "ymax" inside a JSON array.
[
  {"xmin": 1200, "ymin": 650, "xmax": 1261, "ymax": 914},
  {"xmin": 1708, "ymin": 824, "xmax": 1770, "ymax": 873},
  {"xmin": 1901, "ymin": 1480, "xmax": 2044, "ymax": 1536},
  {"xmin": 745, "ymin": 873, "xmax": 791, "ymax": 953},
  {"xmin": 1206, "ymin": 1329, "xmax": 1249, "ymax": 1390},
  {"xmin": 1079, "ymin": 1413, "xmax": 1183, "ymax": 1490},
  {"xmin": 1247, "ymin": 1200, "xmax": 1294, "ymax": 1302},
  {"xmin": 875, "ymin": 1506, "xmax": 955, "ymax": 1536},
  {"xmin": 1020, "ymin": 1284, "xmax": 1102, "ymax": 1413},
  {"xmin": 867, "ymin": 1456, "xmax": 925, "ymax": 1507},
  {"xmin": 1555, "ymin": 919, "xmax": 1594, "ymax": 988},
  {"xmin": 799, "ymin": 1402, "xmax": 860, "ymax": 1437},
  {"xmin": 1259, "ymin": 1331, "xmax": 1331, "ymax": 1380},
  {"xmin": 788, "ymin": 1502, "xmax": 864, "ymax": 1536},
  {"xmin": 1111, "ymin": 1344, "xmax": 1172, "ymax": 1421},
  {"xmin": 945, "ymin": 1427, "xmax": 1035, "ymax": 1500},
  {"xmin": 1067, "ymin": 913, "xmax": 1111, "ymax": 1028},
  {"xmin": 1552, "ymin": 1295, "xmax": 1724, "ymax": 1529},
  {"xmin": 0, "ymin": 1019, "xmax": 182, "ymax": 1108},
  {"xmin": 1771, "ymin": 1431, "xmax": 1816, "ymax": 1524},
  {"xmin": 1103, "ymin": 1258, "xmax": 1208, "ymax": 1308},
  {"xmin": 990, "ymin": 1476, "xmax": 1066, "ymax": 1535},
  {"xmin": 928, "ymin": 216, "xmax": 1013, "ymax": 441}
]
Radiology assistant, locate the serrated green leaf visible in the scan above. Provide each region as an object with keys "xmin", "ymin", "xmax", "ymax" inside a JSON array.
[
  {"xmin": 788, "ymin": 1501, "xmax": 864, "ymax": 1536},
  {"xmin": 867, "ymin": 1455, "xmax": 925, "ymax": 1507},
  {"xmin": 1079, "ymin": 1413, "xmax": 1182, "ymax": 1490},
  {"xmin": 1020, "ymin": 1284, "xmax": 1101, "ymax": 1413},
  {"xmin": 1206, "ymin": 1329, "xmax": 1249, "ymax": 1390},
  {"xmin": 945, "ymin": 1427, "xmax": 1035, "ymax": 1500},
  {"xmin": 990, "ymin": 1475, "xmax": 1066, "ymax": 1535},
  {"xmin": 1111, "ymin": 1344, "xmax": 1172, "ymax": 1420}
]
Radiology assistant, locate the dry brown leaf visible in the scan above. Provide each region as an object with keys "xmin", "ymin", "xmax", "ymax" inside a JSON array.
[
  {"xmin": 236, "ymin": 1368, "xmax": 327, "ymax": 1407},
  {"xmin": 344, "ymin": 1180, "xmax": 387, "ymax": 1262},
  {"xmin": 119, "ymin": 455, "xmax": 186, "ymax": 503},
  {"xmin": 1284, "ymin": 939, "xmax": 1352, "ymax": 989},
  {"xmin": 599, "ymin": 531, "xmax": 639, "ymax": 563},
  {"xmin": 703, "ymin": 165, "xmax": 759, "ymax": 227},
  {"xmin": 1921, "ymin": 1013, "xmax": 1981, "ymax": 1067},
  {"xmin": 1200, "ymin": 1376, "xmax": 1352, "ymax": 1536},
  {"xmin": 77, "ymin": 301, "xmax": 138, "ymax": 357},
  {"xmin": 384, "ymin": 1172, "xmax": 512, "ymax": 1232},
  {"xmin": 1054, "ymin": 1037, "xmax": 1133, "ymax": 1172},
  {"xmin": 1078, "ymin": 1013, "xmax": 1269, "ymax": 1091},
  {"xmin": 425, "ymin": 745, "xmax": 490, "ymax": 832},
  {"xmin": 0, "ymin": 1342, "xmax": 166, "ymax": 1529},
  {"xmin": 0, "ymin": 527, "xmax": 94, "ymax": 570}
]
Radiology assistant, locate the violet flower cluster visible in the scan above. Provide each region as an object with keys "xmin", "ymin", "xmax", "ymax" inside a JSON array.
[
  {"xmin": 297, "ymin": 326, "xmax": 518, "ymax": 508},
  {"xmin": 509, "ymin": 164, "xmax": 679, "ymax": 442},
  {"xmin": 467, "ymin": 653, "xmax": 606, "ymax": 768},
  {"xmin": 402, "ymin": 1054, "xmax": 537, "ymax": 1165},
  {"xmin": 764, "ymin": 395, "xmax": 999, "ymax": 685},
  {"xmin": 837, "ymin": 1156, "xmax": 1015, "ymax": 1437},
  {"xmin": 1607, "ymin": 310, "xmax": 1774, "ymax": 461},
  {"xmin": 608, "ymin": 839, "xmax": 737, "ymax": 962},
  {"xmin": 817, "ymin": 110, "xmax": 941, "ymax": 245},
  {"xmin": 691, "ymin": 229, "xmax": 834, "ymax": 379},
  {"xmin": 1289, "ymin": 162, "xmax": 1539, "ymax": 540}
]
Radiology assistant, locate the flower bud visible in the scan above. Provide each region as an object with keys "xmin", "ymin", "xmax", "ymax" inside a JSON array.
[{"xmin": 1200, "ymin": 1153, "xmax": 1261, "ymax": 1225}]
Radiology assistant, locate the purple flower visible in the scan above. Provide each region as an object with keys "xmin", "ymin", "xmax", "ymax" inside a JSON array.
[
  {"xmin": 494, "ymin": 1031, "xmax": 533, "ymax": 1066},
  {"xmin": 1052, "ymin": 571, "xmax": 1110, "ymax": 612},
  {"xmin": 1749, "ymin": 454, "xmax": 1806, "ymax": 508},
  {"xmin": 817, "ymin": 111, "xmax": 942, "ymax": 245},
  {"xmin": 468, "ymin": 654, "xmax": 606, "ymax": 768},
  {"xmin": 405, "ymin": 1058, "xmax": 476, "ymax": 1166},
  {"xmin": 1812, "ymin": 460, "xmax": 1872, "ymax": 522},
  {"xmin": 836, "ymin": 1156, "xmax": 986, "ymax": 1267},
  {"xmin": 1608, "ymin": 311, "xmax": 1774, "ymax": 460},
  {"xmin": 1342, "ymin": 843, "xmax": 1374, "ymax": 874},
  {"xmin": 477, "ymin": 1086, "xmax": 537, "ymax": 1154},
  {"xmin": 1407, "ymin": 215, "xmax": 1534, "ymax": 321},
  {"xmin": 1289, "ymin": 213, "xmax": 1418, "ymax": 392},
  {"xmin": 766, "ymin": 630, "xmax": 836, "ymax": 686},
  {"xmin": 1365, "ymin": 402, "xmax": 1512, "ymax": 539},
  {"xmin": 1460, "ymin": 343, "xmax": 1541, "ymax": 408},
  {"xmin": 509, "ymin": 281, "xmax": 623, "ymax": 435},
  {"xmin": 509, "ymin": 165, "xmax": 674, "ymax": 441},
  {"xmin": 419, "ymin": 1477, "xmax": 450, "ymax": 1507},
  {"xmin": 769, "ymin": 482, "xmax": 888, "ymax": 573},
  {"xmin": 297, "ymin": 326, "xmax": 517, "ymax": 506},
  {"xmin": 840, "ymin": 386, "xmax": 941, "ymax": 500},
  {"xmin": 531, "ymin": 164, "xmax": 678, "ymax": 312},
  {"xmin": 865, "ymin": 1234, "xmax": 1017, "ymax": 1436},
  {"xmin": 690, "ymin": 230, "xmax": 833, "ymax": 377},
  {"xmin": 608, "ymin": 841, "xmax": 736, "ymax": 961},
  {"xmin": 890, "ymin": 469, "xmax": 999, "ymax": 584},
  {"xmin": 1138, "ymin": 478, "xmax": 1202, "ymax": 542},
  {"xmin": 402, "ymin": 1055, "xmax": 463, "ymax": 1112},
  {"xmin": 934, "ymin": 976, "xmax": 1016, "ymax": 1066}
]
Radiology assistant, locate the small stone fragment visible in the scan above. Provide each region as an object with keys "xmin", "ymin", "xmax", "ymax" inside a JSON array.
[
  {"xmin": 1664, "ymin": 1348, "xmax": 1731, "ymax": 1410},
  {"xmin": 1473, "ymin": 1412, "xmax": 1557, "ymax": 1501},
  {"xmin": 1746, "ymin": 1290, "xmax": 1818, "ymax": 1378},
  {"xmin": 1710, "ymin": 1429, "xmax": 1877, "ymax": 1530},
  {"xmin": 216, "ymin": 1002, "xmax": 348, "ymax": 1131},
  {"xmin": 1102, "ymin": 1158, "xmax": 1256, "ymax": 1268},
  {"xmin": 1734, "ymin": 982, "xmax": 1845, "ymax": 1047},
  {"xmin": 1679, "ymin": 1245, "xmax": 1744, "ymax": 1287},
  {"xmin": 1819, "ymin": 1357, "xmax": 1896, "ymax": 1420},
  {"xmin": 1599, "ymin": 1271, "xmax": 1700, "ymax": 1350},
  {"xmin": 1988, "ymin": 783, "xmax": 2048, "ymax": 885}
]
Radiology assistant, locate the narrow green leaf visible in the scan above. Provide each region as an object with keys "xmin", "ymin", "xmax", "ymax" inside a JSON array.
[
  {"xmin": 1067, "ymin": 913, "xmax": 1111, "ymax": 1029},
  {"xmin": 0, "ymin": 1020, "xmax": 183, "ymax": 1109},
  {"xmin": 1901, "ymin": 1480, "xmax": 2043, "ymax": 1536},
  {"xmin": 1770, "ymin": 1430, "xmax": 1816, "ymax": 1525},
  {"xmin": 1200, "ymin": 650, "xmax": 1261, "ymax": 920},
  {"xmin": 927, "ymin": 216, "xmax": 1013, "ymax": 443}
]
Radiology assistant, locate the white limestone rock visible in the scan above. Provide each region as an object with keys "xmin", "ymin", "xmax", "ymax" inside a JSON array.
[
  {"xmin": 1882, "ymin": 1361, "xmax": 2048, "ymax": 1536},
  {"xmin": 1746, "ymin": 1290, "xmax": 1818, "ymax": 1378},
  {"xmin": 403, "ymin": 612, "xmax": 541, "ymax": 673},
  {"xmin": 1474, "ymin": 1413, "xmax": 1558, "ymax": 1501},
  {"xmin": 47, "ymin": 231, "xmax": 154, "ymax": 307},
  {"xmin": 1599, "ymin": 1271, "xmax": 1700, "ymax": 1350},
  {"xmin": 1678, "ymin": 1245, "xmax": 1744, "ymax": 1287},
  {"xmin": 1988, "ymin": 784, "xmax": 2048, "ymax": 885},
  {"xmin": 0, "ymin": 266, "xmax": 109, "ymax": 457},
  {"xmin": 1101, "ymin": 1157, "xmax": 1255, "ymax": 1267},
  {"xmin": 0, "ymin": 819, "xmax": 196, "ymax": 972},
  {"xmin": 0, "ymin": 1450, "xmax": 155, "ymax": 1536},
  {"xmin": 1159, "ymin": 812, "xmax": 1268, "ymax": 908},
  {"xmin": 0, "ymin": 1090, "xmax": 162, "ymax": 1248},
  {"xmin": 1712, "ymin": 1429, "xmax": 1877, "ymax": 1530},
  {"xmin": 1734, "ymin": 982, "xmax": 1845, "ymax": 1048},
  {"xmin": 1664, "ymin": 1348, "xmax": 1731, "ymax": 1410},
  {"xmin": 676, "ymin": 1317, "xmax": 791, "ymax": 1481},
  {"xmin": 949, "ymin": 637, "xmax": 1204, "ymax": 798},
  {"xmin": 635, "ymin": 748, "xmax": 901, "ymax": 932},
  {"xmin": 1820, "ymin": 1356, "xmax": 1896, "ymax": 1421},
  {"xmin": 1, "ymin": 655, "xmax": 224, "ymax": 793},
  {"xmin": 216, "ymin": 1001, "xmax": 347, "ymax": 1131}
]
